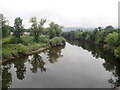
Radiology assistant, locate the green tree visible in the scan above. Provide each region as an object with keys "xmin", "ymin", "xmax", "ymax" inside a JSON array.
[
  {"xmin": 2, "ymin": 17, "xmax": 10, "ymax": 38},
  {"xmin": 114, "ymin": 47, "xmax": 120, "ymax": 58},
  {"xmin": 30, "ymin": 17, "xmax": 46, "ymax": 42},
  {"xmin": 13, "ymin": 17, "xmax": 24, "ymax": 43},
  {"xmin": 105, "ymin": 32, "xmax": 118, "ymax": 49},
  {"xmin": 49, "ymin": 22, "xmax": 63, "ymax": 39},
  {"xmin": 105, "ymin": 25, "xmax": 114, "ymax": 30},
  {"xmin": 98, "ymin": 26, "xmax": 102, "ymax": 31}
]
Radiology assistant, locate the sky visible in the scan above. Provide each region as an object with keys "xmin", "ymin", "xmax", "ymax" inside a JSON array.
[{"xmin": 0, "ymin": 0, "xmax": 119, "ymax": 28}]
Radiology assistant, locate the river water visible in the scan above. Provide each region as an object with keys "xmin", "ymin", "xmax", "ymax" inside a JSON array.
[{"xmin": 2, "ymin": 42, "xmax": 120, "ymax": 88}]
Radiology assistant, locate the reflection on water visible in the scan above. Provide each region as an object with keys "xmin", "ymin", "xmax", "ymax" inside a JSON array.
[
  {"xmin": 67, "ymin": 39, "xmax": 120, "ymax": 88},
  {"xmin": 2, "ymin": 41, "xmax": 120, "ymax": 89},
  {"xmin": 2, "ymin": 46, "xmax": 65, "ymax": 89},
  {"xmin": 2, "ymin": 65, "xmax": 12, "ymax": 88},
  {"xmin": 29, "ymin": 54, "xmax": 46, "ymax": 73}
]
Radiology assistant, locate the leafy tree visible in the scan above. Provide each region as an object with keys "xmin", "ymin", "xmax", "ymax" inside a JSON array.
[
  {"xmin": 95, "ymin": 30, "xmax": 109, "ymax": 44},
  {"xmin": 114, "ymin": 47, "xmax": 120, "ymax": 58},
  {"xmin": 30, "ymin": 17, "xmax": 46, "ymax": 42},
  {"xmin": 13, "ymin": 17, "xmax": 24, "ymax": 43},
  {"xmin": 2, "ymin": 17, "xmax": 10, "ymax": 38},
  {"xmin": 105, "ymin": 32, "xmax": 118, "ymax": 48},
  {"xmin": 98, "ymin": 26, "xmax": 102, "ymax": 31},
  {"xmin": 105, "ymin": 25, "xmax": 114, "ymax": 30},
  {"xmin": 49, "ymin": 22, "xmax": 63, "ymax": 39}
]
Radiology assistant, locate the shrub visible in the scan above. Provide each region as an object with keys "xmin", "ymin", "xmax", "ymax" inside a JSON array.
[
  {"xmin": 10, "ymin": 36, "xmax": 20, "ymax": 44},
  {"xmin": 2, "ymin": 47, "xmax": 12, "ymax": 59},
  {"xmin": 2, "ymin": 44, "xmax": 28, "ymax": 59},
  {"xmin": 21, "ymin": 36, "xmax": 34, "ymax": 45},
  {"xmin": 38, "ymin": 35, "xmax": 49, "ymax": 43},
  {"xmin": 2, "ymin": 36, "xmax": 12, "ymax": 44},
  {"xmin": 15, "ymin": 44, "xmax": 28, "ymax": 54},
  {"xmin": 49, "ymin": 37, "xmax": 66, "ymax": 47}
]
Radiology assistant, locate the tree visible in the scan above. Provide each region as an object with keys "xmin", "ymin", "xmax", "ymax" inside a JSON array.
[
  {"xmin": 105, "ymin": 32, "xmax": 118, "ymax": 49},
  {"xmin": 2, "ymin": 16, "xmax": 10, "ymax": 38},
  {"xmin": 98, "ymin": 26, "xmax": 102, "ymax": 31},
  {"xmin": 30, "ymin": 17, "xmax": 46, "ymax": 42},
  {"xmin": 105, "ymin": 25, "xmax": 114, "ymax": 30},
  {"xmin": 13, "ymin": 17, "xmax": 24, "ymax": 43},
  {"xmin": 49, "ymin": 22, "xmax": 63, "ymax": 39}
]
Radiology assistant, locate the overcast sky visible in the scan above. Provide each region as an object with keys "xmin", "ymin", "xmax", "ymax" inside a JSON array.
[{"xmin": 0, "ymin": 0, "xmax": 119, "ymax": 28}]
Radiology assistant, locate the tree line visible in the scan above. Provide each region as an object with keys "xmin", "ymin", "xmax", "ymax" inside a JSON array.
[
  {"xmin": 62, "ymin": 26, "xmax": 120, "ymax": 58},
  {"xmin": 2, "ymin": 15, "xmax": 65, "ymax": 60},
  {"xmin": 2, "ymin": 16, "xmax": 64, "ymax": 43}
]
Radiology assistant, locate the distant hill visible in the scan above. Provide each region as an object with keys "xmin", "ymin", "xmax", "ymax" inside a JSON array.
[{"xmin": 62, "ymin": 27, "xmax": 95, "ymax": 32}]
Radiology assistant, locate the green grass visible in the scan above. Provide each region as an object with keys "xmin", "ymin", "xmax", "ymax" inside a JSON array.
[
  {"xmin": 2, "ymin": 43, "xmax": 48, "ymax": 60},
  {"xmin": 2, "ymin": 35, "xmax": 66, "ymax": 61}
]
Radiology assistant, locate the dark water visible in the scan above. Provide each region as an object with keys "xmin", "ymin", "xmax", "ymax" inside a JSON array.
[{"xmin": 2, "ymin": 41, "xmax": 120, "ymax": 88}]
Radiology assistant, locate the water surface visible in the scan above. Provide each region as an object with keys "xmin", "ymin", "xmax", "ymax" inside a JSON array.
[{"xmin": 2, "ymin": 42, "xmax": 120, "ymax": 88}]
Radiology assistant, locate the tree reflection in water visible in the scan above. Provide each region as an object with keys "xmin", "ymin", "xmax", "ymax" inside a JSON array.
[
  {"xmin": 14, "ymin": 61, "xmax": 26, "ymax": 80},
  {"xmin": 2, "ymin": 40, "xmax": 119, "ymax": 88},
  {"xmin": 29, "ymin": 53, "xmax": 46, "ymax": 73},
  {"xmin": 47, "ymin": 46, "xmax": 64, "ymax": 63},
  {"xmin": 67, "ymin": 39, "xmax": 120, "ymax": 88},
  {"xmin": 2, "ymin": 64, "xmax": 12, "ymax": 89},
  {"xmin": 2, "ymin": 46, "xmax": 64, "ymax": 89}
]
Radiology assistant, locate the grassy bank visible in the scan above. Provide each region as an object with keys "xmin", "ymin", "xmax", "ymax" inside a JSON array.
[{"xmin": 2, "ymin": 36, "xmax": 66, "ymax": 62}]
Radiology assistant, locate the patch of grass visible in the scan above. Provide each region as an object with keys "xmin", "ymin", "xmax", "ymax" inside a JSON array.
[
  {"xmin": 2, "ymin": 42, "xmax": 48, "ymax": 60},
  {"xmin": 2, "ymin": 36, "xmax": 12, "ymax": 44},
  {"xmin": 21, "ymin": 36, "xmax": 34, "ymax": 45}
]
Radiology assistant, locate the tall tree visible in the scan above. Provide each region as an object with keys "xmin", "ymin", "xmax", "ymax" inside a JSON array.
[
  {"xmin": 13, "ymin": 17, "xmax": 24, "ymax": 42},
  {"xmin": 2, "ymin": 16, "xmax": 10, "ymax": 38},
  {"xmin": 49, "ymin": 22, "xmax": 63, "ymax": 39},
  {"xmin": 30, "ymin": 17, "xmax": 46, "ymax": 42}
]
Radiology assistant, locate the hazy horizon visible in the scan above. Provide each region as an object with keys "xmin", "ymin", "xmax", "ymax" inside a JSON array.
[{"xmin": 0, "ymin": 0, "xmax": 119, "ymax": 28}]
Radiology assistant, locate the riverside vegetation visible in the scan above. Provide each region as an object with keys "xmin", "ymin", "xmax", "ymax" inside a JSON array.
[
  {"xmin": 1, "ymin": 15, "xmax": 120, "ymax": 62},
  {"xmin": 62, "ymin": 26, "xmax": 120, "ymax": 58},
  {"xmin": 1, "ymin": 16, "xmax": 66, "ymax": 61}
]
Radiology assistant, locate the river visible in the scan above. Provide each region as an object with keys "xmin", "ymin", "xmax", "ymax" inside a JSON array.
[{"xmin": 2, "ymin": 41, "xmax": 120, "ymax": 88}]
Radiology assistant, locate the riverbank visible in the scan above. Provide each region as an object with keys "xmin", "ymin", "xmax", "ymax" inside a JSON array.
[
  {"xmin": 62, "ymin": 29, "xmax": 120, "ymax": 58},
  {"xmin": 1, "ymin": 45, "xmax": 49, "ymax": 64},
  {"xmin": 65, "ymin": 38, "xmax": 120, "ymax": 59},
  {"xmin": 2, "ymin": 42, "xmax": 120, "ymax": 88},
  {"xmin": 2, "ymin": 44, "xmax": 66, "ymax": 64},
  {"xmin": 2, "ymin": 36, "xmax": 66, "ymax": 64}
]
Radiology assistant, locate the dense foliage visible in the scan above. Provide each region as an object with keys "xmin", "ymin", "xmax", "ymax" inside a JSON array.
[
  {"xmin": 49, "ymin": 37, "xmax": 66, "ymax": 47},
  {"xmin": 13, "ymin": 17, "xmax": 24, "ymax": 43},
  {"xmin": 2, "ymin": 16, "xmax": 65, "ymax": 60},
  {"xmin": 62, "ymin": 26, "xmax": 120, "ymax": 58},
  {"xmin": 29, "ymin": 17, "xmax": 46, "ymax": 42}
]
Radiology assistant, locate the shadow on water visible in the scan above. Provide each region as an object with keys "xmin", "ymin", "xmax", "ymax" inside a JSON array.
[
  {"xmin": 2, "ymin": 46, "xmax": 65, "ymax": 89},
  {"xmin": 67, "ymin": 39, "xmax": 120, "ymax": 88}
]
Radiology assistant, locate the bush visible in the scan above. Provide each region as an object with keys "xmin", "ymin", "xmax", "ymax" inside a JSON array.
[
  {"xmin": 2, "ymin": 44, "xmax": 28, "ymax": 59},
  {"xmin": 49, "ymin": 37, "xmax": 66, "ymax": 47},
  {"xmin": 15, "ymin": 44, "xmax": 28, "ymax": 54},
  {"xmin": 21, "ymin": 36, "xmax": 34, "ymax": 45},
  {"xmin": 10, "ymin": 36, "xmax": 20, "ymax": 44},
  {"xmin": 38, "ymin": 35, "xmax": 49, "ymax": 43},
  {"xmin": 2, "ymin": 47, "xmax": 13, "ymax": 59},
  {"xmin": 2, "ymin": 36, "xmax": 12, "ymax": 44}
]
